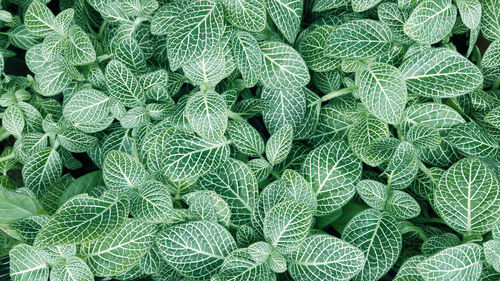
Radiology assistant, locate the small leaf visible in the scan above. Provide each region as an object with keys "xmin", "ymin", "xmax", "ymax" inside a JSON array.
[
  {"xmin": 481, "ymin": 0, "xmax": 500, "ymax": 41},
  {"xmin": 50, "ymin": 257, "xmax": 93, "ymax": 281},
  {"xmin": 24, "ymin": 0, "xmax": 55, "ymax": 37},
  {"xmin": 352, "ymin": 0, "xmax": 383, "ymax": 12},
  {"xmin": 223, "ymin": 0, "xmax": 266, "ymax": 32},
  {"xmin": 404, "ymin": 103, "xmax": 465, "ymax": 130},
  {"xmin": 57, "ymin": 129, "xmax": 97, "ymax": 153},
  {"xmin": 386, "ymin": 142, "xmax": 418, "ymax": 190},
  {"xmin": 9, "ymin": 244, "xmax": 49, "ymax": 281},
  {"xmin": 103, "ymin": 150, "xmax": 147, "ymax": 191},
  {"xmin": 184, "ymin": 91, "xmax": 227, "ymax": 140},
  {"xmin": 484, "ymin": 240, "xmax": 500, "ymax": 273},
  {"xmin": 130, "ymin": 180, "xmax": 173, "ymax": 223},
  {"xmin": 445, "ymin": 122, "xmax": 500, "ymax": 157},
  {"xmin": 265, "ymin": 124, "xmax": 293, "ymax": 165},
  {"xmin": 356, "ymin": 180, "xmax": 388, "ymax": 210},
  {"xmin": 105, "ymin": 60, "xmax": 145, "ymax": 107},
  {"xmin": 231, "ymin": 31, "xmax": 262, "ymax": 87},
  {"xmin": 262, "ymin": 87, "xmax": 306, "ymax": 135},
  {"xmin": 456, "ymin": 0, "xmax": 482, "ymax": 30},
  {"xmin": 226, "ymin": 120, "xmax": 265, "ymax": 157},
  {"xmin": 265, "ymin": 0, "xmax": 303, "ymax": 42},
  {"xmin": 23, "ymin": 148, "xmax": 62, "ymax": 197},
  {"xmin": 298, "ymin": 25, "xmax": 340, "ymax": 72},
  {"xmin": 386, "ymin": 190, "xmax": 421, "ymax": 219},
  {"xmin": 65, "ymin": 26, "xmax": 96, "ymax": 65},
  {"xmin": 63, "ymin": 89, "xmax": 109, "ymax": 123},
  {"xmin": 406, "ymin": 124, "xmax": 442, "ymax": 149}
]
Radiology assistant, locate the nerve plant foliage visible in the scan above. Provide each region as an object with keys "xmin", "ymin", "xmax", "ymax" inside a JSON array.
[{"xmin": 0, "ymin": 0, "xmax": 500, "ymax": 280}]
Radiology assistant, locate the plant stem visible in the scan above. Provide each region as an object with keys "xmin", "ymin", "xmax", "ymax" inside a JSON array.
[
  {"xmin": 410, "ymin": 217, "xmax": 446, "ymax": 224},
  {"xmin": 0, "ymin": 153, "xmax": 15, "ymax": 162},
  {"xmin": 446, "ymin": 98, "xmax": 470, "ymax": 121},
  {"xmin": 269, "ymin": 169, "xmax": 281, "ymax": 180},
  {"xmin": 97, "ymin": 54, "xmax": 112, "ymax": 63},
  {"xmin": 226, "ymin": 109, "xmax": 245, "ymax": 121},
  {"xmin": 417, "ymin": 160, "xmax": 437, "ymax": 186},
  {"xmin": 310, "ymin": 88, "xmax": 353, "ymax": 106}
]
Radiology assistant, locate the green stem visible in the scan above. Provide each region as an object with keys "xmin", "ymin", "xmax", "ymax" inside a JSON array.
[
  {"xmin": 446, "ymin": 99, "xmax": 469, "ymax": 121},
  {"xmin": 0, "ymin": 153, "xmax": 15, "ymax": 163},
  {"xmin": 310, "ymin": 88, "xmax": 353, "ymax": 107},
  {"xmin": 492, "ymin": 76, "xmax": 500, "ymax": 90},
  {"xmin": 226, "ymin": 109, "xmax": 245, "ymax": 121},
  {"xmin": 97, "ymin": 54, "xmax": 112, "ymax": 63},
  {"xmin": 269, "ymin": 169, "xmax": 281, "ymax": 180},
  {"xmin": 417, "ymin": 160, "xmax": 437, "ymax": 186},
  {"xmin": 410, "ymin": 217, "xmax": 446, "ymax": 224},
  {"xmin": 97, "ymin": 21, "xmax": 108, "ymax": 39}
]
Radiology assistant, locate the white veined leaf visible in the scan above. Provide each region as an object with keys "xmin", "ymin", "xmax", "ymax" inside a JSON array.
[
  {"xmin": 456, "ymin": 0, "xmax": 481, "ymax": 29},
  {"xmin": 63, "ymin": 89, "xmax": 109, "ymax": 123},
  {"xmin": 386, "ymin": 190, "xmax": 421, "ymax": 219},
  {"xmin": 156, "ymin": 220, "xmax": 237, "ymax": 280},
  {"xmin": 227, "ymin": 120, "xmax": 265, "ymax": 157},
  {"xmin": 265, "ymin": 0, "xmax": 303, "ymax": 43},
  {"xmin": 22, "ymin": 148, "xmax": 62, "ymax": 197},
  {"xmin": 150, "ymin": 1, "xmax": 183, "ymax": 35},
  {"xmin": 298, "ymin": 25, "xmax": 340, "ymax": 72},
  {"xmin": 288, "ymin": 234, "xmax": 365, "ymax": 281},
  {"xmin": 81, "ymin": 219, "xmax": 157, "ymax": 276},
  {"xmin": 3, "ymin": 105, "xmax": 25, "ymax": 137},
  {"xmin": 198, "ymin": 158, "xmax": 258, "ymax": 226},
  {"xmin": 8, "ymin": 25, "xmax": 42, "ymax": 50},
  {"xmin": 24, "ymin": 0, "xmax": 55, "ymax": 36},
  {"xmin": 145, "ymin": 126, "xmax": 177, "ymax": 173},
  {"xmin": 184, "ymin": 91, "xmax": 228, "ymax": 140},
  {"xmin": 114, "ymin": 36, "xmax": 147, "ymax": 74},
  {"xmin": 421, "ymin": 233, "xmax": 461, "ymax": 256},
  {"xmin": 293, "ymin": 88, "xmax": 321, "ymax": 140},
  {"xmin": 356, "ymin": 62, "xmax": 407, "ymax": 124},
  {"xmin": 105, "ymin": 60, "xmax": 145, "ymax": 107},
  {"xmin": 259, "ymin": 41, "xmax": 310, "ymax": 89},
  {"xmin": 303, "ymin": 140, "xmax": 362, "ymax": 215},
  {"xmin": 403, "ymin": 0, "xmax": 457, "ymax": 44},
  {"xmin": 262, "ymin": 87, "xmax": 306, "ymax": 136},
  {"xmin": 399, "ymin": 48, "xmax": 483, "ymax": 98},
  {"xmin": 268, "ymin": 252, "xmax": 287, "ymax": 273},
  {"xmin": 57, "ymin": 129, "xmax": 98, "ymax": 153},
  {"xmin": 35, "ymin": 61, "xmax": 72, "ymax": 97},
  {"xmin": 386, "ymin": 142, "xmax": 418, "ymax": 190},
  {"xmin": 0, "ymin": 187, "xmax": 45, "ymax": 224},
  {"xmin": 348, "ymin": 115, "xmax": 390, "ymax": 166},
  {"xmin": 406, "ymin": 123, "xmax": 442, "ymax": 149},
  {"xmin": 49, "ymin": 256, "xmax": 93, "ymax": 281},
  {"xmin": 484, "ymin": 240, "xmax": 500, "ymax": 273},
  {"xmin": 130, "ymin": 180, "xmax": 173, "ymax": 223},
  {"xmin": 377, "ymin": 2, "xmax": 411, "ymax": 43},
  {"xmin": 343, "ymin": 209, "xmax": 402, "ymax": 281},
  {"xmin": 9, "ymin": 244, "xmax": 49, "ymax": 281},
  {"xmin": 167, "ymin": 0, "xmax": 224, "ymax": 70},
  {"xmin": 247, "ymin": 241, "xmax": 272, "ymax": 263},
  {"xmin": 404, "ymin": 103, "xmax": 465, "ymax": 130},
  {"xmin": 312, "ymin": 0, "xmax": 348, "ymax": 12},
  {"xmin": 481, "ymin": 0, "xmax": 500, "ymax": 41},
  {"xmin": 218, "ymin": 248, "xmax": 276, "ymax": 281},
  {"xmin": 103, "ymin": 150, "xmax": 147, "ymax": 191},
  {"xmin": 182, "ymin": 47, "xmax": 226, "ymax": 86},
  {"xmin": 434, "ymin": 158, "xmax": 500, "ymax": 235},
  {"xmin": 482, "ymin": 40, "xmax": 500, "ymax": 68},
  {"xmin": 162, "ymin": 132, "xmax": 230, "ymax": 181},
  {"xmin": 280, "ymin": 169, "xmax": 317, "ymax": 213},
  {"xmin": 34, "ymin": 192, "xmax": 127, "ymax": 247},
  {"xmin": 326, "ymin": 20, "xmax": 393, "ymax": 59},
  {"xmin": 41, "ymin": 33, "xmax": 65, "ymax": 61},
  {"xmin": 231, "ymin": 31, "xmax": 262, "ymax": 87},
  {"xmin": 265, "ymin": 124, "xmax": 293, "ymax": 165},
  {"xmin": 445, "ymin": 122, "xmax": 500, "ymax": 157},
  {"xmin": 223, "ymin": 0, "xmax": 266, "ymax": 32},
  {"xmin": 264, "ymin": 200, "xmax": 313, "ymax": 253},
  {"xmin": 363, "ymin": 137, "xmax": 400, "ymax": 167},
  {"xmin": 64, "ymin": 26, "xmax": 96, "ymax": 65},
  {"xmin": 183, "ymin": 190, "xmax": 231, "ymax": 227},
  {"xmin": 394, "ymin": 255, "xmax": 425, "ymax": 281},
  {"xmin": 356, "ymin": 180, "xmax": 388, "ymax": 210},
  {"xmin": 139, "ymin": 246, "xmax": 162, "ymax": 275},
  {"xmin": 352, "ymin": 0, "xmax": 383, "ymax": 12},
  {"xmin": 486, "ymin": 105, "xmax": 500, "ymax": 130},
  {"xmin": 119, "ymin": 106, "xmax": 150, "ymax": 129},
  {"xmin": 26, "ymin": 44, "xmax": 49, "ymax": 74},
  {"xmin": 417, "ymin": 243, "xmax": 483, "ymax": 281},
  {"xmin": 53, "ymin": 8, "xmax": 73, "ymax": 35}
]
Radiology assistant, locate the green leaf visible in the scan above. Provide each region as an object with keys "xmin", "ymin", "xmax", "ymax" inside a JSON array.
[
  {"xmin": 343, "ymin": 209, "xmax": 402, "ymax": 281},
  {"xmin": 167, "ymin": 0, "xmax": 224, "ymax": 70},
  {"xmin": 348, "ymin": 116, "xmax": 390, "ymax": 166},
  {"xmin": 484, "ymin": 240, "xmax": 500, "ymax": 273},
  {"xmin": 0, "ymin": 187, "xmax": 44, "ymax": 224},
  {"xmin": 35, "ymin": 61, "xmax": 72, "ymax": 97},
  {"xmin": 262, "ymin": 87, "xmax": 306, "ymax": 136},
  {"xmin": 3, "ymin": 105, "xmax": 25, "ymax": 137},
  {"xmin": 259, "ymin": 41, "xmax": 310, "ymax": 89},
  {"xmin": 81, "ymin": 219, "xmax": 156, "ymax": 276},
  {"xmin": 399, "ymin": 48, "xmax": 483, "ymax": 98},
  {"xmin": 356, "ymin": 62, "xmax": 407, "ymax": 124},
  {"xmin": 103, "ymin": 150, "xmax": 147, "ymax": 191},
  {"xmin": 150, "ymin": 1, "xmax": 182, "ymax": 35},
  {"xmin": 114, "ymin": 36, "xmax": 147, "ymax": 74},
  {"xmin": 299, "ymin": 25, "xmax": 340, "ymax": 72},
  {"xmin": 406, "ymin": 124, "xmax": 442, "ymax": 149},
  {"xmin": 130, "ymin": 180, "xmax": 173, "ymax": 224},
  {"xmin": 223, "ymin": 0, "xmax": 266, "ymax": 32},
  {"xmin": 456, "ymin": 0, "xmax": 481, "ymax": 30},
  {"xmin": 227, "ymin": 120, "xmax": 265, "ymax": 157},
  {"xmin": 386, "ymin": 142, "xmax": 418, "ymax": 190},
  {"xmin": 198, "ymin": 158, "xmax": 258, "ymax": 226},
  {"xmin": 264, "ymin": 200, "xmax": 313, "ymax": 253},
  {"xmin": 280, "ymin": 169, "xmax": 317, "ymax": 213},
  {"xmin": 312, "ymin": 0, "xmax": 348, "ymax": 12},
  {"xmin": 386, "ymin": 190, "xmax": 421, "ymax": 219},
  {"xmin": 421, "ymin": 233, "xmax": 461, "ymax": 256},
  {"xmin": 63, "ymin": 89, "xmax": 109, "ymax": 124},
  {"xmin": 377, "ymin": 3, "xmax": 411, "ymax": 43},
  {"xmin": 24, "ymin": 0, "xmax": 55, "ymax": 37},
  {"xmin": 64, "ymin": 26, "xmax": 96, "ymax": 65},
  {"xmin": 105, "ymin": 60, "xmax": 145, "ymax": 107},
  {"xmin": 404, "ymin": 103, "xmax": 465, "ymax": 130},
  {"xmin": 403, "ymin": 0, "xmax": 457, "ymax": 44},
  {"xmin": 58, "ymin": 170, "xmax": 104, "ymax": 206},
  {"xmin": 182, "ymin": 48, "xmax": 227, "ymax": 86},
  {"xmin": 265, "ymin": 124, "xmax": 293, "ymax": 165},
  {"xmin": 326, "ymin": 20, "xmax": 393, "ymax": 59},
  {"xmin": 265, "ymin": 0, "xmax": 303, "ymax": 43},
  {"xmin": 119, "ymin": 106, "xmax": 150, "ymax": 129},
  {"xmin": 156, "ymin": 220, "xmax": 237, "ymax": 280},
  {"xmin": 352, "ymin": 0, "xmax": 383, "ymax": 12},
  {"xmin": 185, "ymin": 91, "xmax": 227, "ymax": 140},
  {"xmin": 162, "ymin": 133, "xmax": 230, "ymax": 181},
  {"xmin": 57, "ymin": 129, "xmax": 97, "ymax": 153},
  {"xmin": 481, "ymin": 0, "xmax": 500, "ymax": 41},
  {"xmin": 23, "ymin": 148, "xmax": 62, "ymax": 197},
  {"xmin": 435, "ymin": 158, "xmax": 500, "ymax": 235},
  {"xmin": 231, "ymin": 31, "xmax": 262, "ymax": 87},
  {"xmin": 49, "ymin": 256, "xmax": 93, "ymax": 281},
  {"xmin": 394, "ymin": 256, "xmax": 425, "ymax": 281},
  {"xmin": 9, "ymin": 244, "xmax": 49, "ymax": 281},
  {"xmin": 482, "ymin": 40, "xmax": 500, "ymax": 69},
  {"xmin": 303, "ymin": 140, "xmax": 362, "ymax": 215},
  {"xmin": 417, "ymin": 243, "xmax": 483, "ymax": 281},
  {"xmin": 445, "ymin": 122, "xmax": 500, "ymax": 157},
  {"xmin": 8, "ymin": 25, "xmax": 42, "ymax": 50},
  {"xmin": 34, "ymin": 192, "xmax": 127, "ymax": 247},
  {"xmin": 288, "ymin": 234, "xmax": 365, "ymax": 281},
  {"xmin": 218, "ymin": 248, "xmax": 275, "ymax": 281},
  {"xmin": 356, "ymin": 180, "xmax": 388, "ymax": 210}
]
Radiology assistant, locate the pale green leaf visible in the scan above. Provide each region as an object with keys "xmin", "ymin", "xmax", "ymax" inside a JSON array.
[
  {"xmin": 184, "ymin": 91, "xmax": 227, "ymax": 140},
  {"xmin": 484, "ymin": 240, "xmax": 500, "ymax": 273},
  {"xmin": 57, "ymin": 129, "xmax": 97, "ymax": 153},
  {"xmin": 312, "ymin": 0, "xmax": 348, "ymax": 12},
  {"xmin": 227, "ymin": 120, "xmax": 265, "ymax": 157},
  {"xmin": 182, "ymin": 48, "xmax": 226, "ymax": 86},
  {"xmin": 262, "ymin": 87, "xmax": 306, "ymax": 135},
  {"xmin": 298, "ymin": 25, "xmax": 340, "ymax": 72},
  {"xmin": 130, "ymin": 180, "xmax": 173, "ymax": 223},
  {"xmin": 386, "ymin": 190, "xmax": 421, "ymax": 219},
  {"xmin": 65, "ymin": 26, "xmax": 96, "ymax": 65},
  {"xmin": 9, "ymin": 244, "xmax": 49, "ymax": 281},
  {"xmin": 223, "ymin": 0, "xmax": 266, "ymax": 32},
  {"xmin": 348, "ymin": 116, "xmax": 390, "ymax": 166},
  {"xmin": 394, "ymin": 255, "xmax": 425, "ymax": 281},
  {"xmin": 114, "ymin": 36, "xmax": 147, "ymax": 74},
  {"xmin": 24, "ymin": 0, "xmax": 55, "ymax": 37},
  {"xmin": 356, "ymin": 180, "xmax": 388, "ymax": 210},
  {"xmin": 105, "ymin": 60, "xmax": 145, "ymax": 107},
  {"xmin": 22, "ymin": 148, "xmax": 62, "ymax": 197},
  {"xmin": 352, "ymin": 0, "xmax": 383, "ymax": 12},
  {"xmin": 404, "ymin": 103, "xmax": 465, "ymax": 130},
  {"xmin": 265, "ymin": 0, "xmax": 303, "ymax": 43},
  {"xmin": 49, "ymin": 257, "xmax": 93, "ymax": 281},
  {"xmin": 406, "ymin": 123, "xmax": 442, "ymax": 149},
  {"xmin": 456, "ymin": 0, "xmax": 481, "ymax": 29},
  {"xmin": 386, "ymin": 142, "xmax": 418, "ymax": 190},
  {"xmin": 481, "ymin": 0, "xmax": 500, "ymax": 41},
  {"xmin": 218, "ymin": 248, "xmax": 275, "ymax": 281},
  {"xmin": 445, "ymin": 122, "xmax": 500, "ymax": 158},
  {"xmin": 421, "ymin": 233, "xmax": 461, "ymax": 256},
  {"xmin": 0, "ymin": 187, "xmax": 44, "ymax": 224},
  {"xmin": 265, "ymin": 124, "xmax": 293, "ymax": 165},
  {"xmin": 103, "ymin": 150, "xmax": 146, "ymax": 191},
  {"xmin": 231, "ymin": 31, "xmax": 262, "ymax": 87},
  {"xmin": 63, "ymin": 89, "xmax": 110, "ymax": 124}
]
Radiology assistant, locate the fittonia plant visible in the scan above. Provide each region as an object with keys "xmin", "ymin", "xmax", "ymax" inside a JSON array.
[{"xmin": 0, "ymin": 0, "xmax": 499, "ymax": 280}]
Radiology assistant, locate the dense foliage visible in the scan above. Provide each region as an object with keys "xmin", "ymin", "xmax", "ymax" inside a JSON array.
[{"xmin": 0, "ymin": 0, "xmax": 499, "ymax": 280}]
